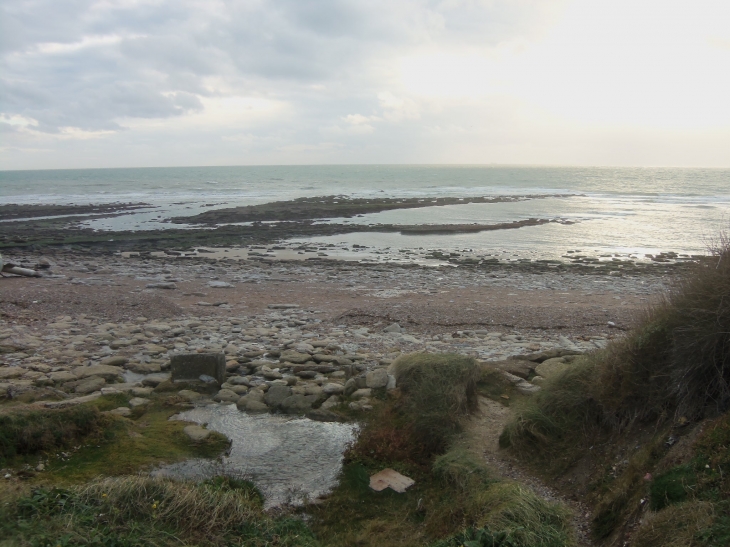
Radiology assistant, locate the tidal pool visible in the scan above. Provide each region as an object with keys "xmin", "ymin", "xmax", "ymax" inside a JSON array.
[{"xmin": 153, "ymin": 403, "xmax": 359, "ymax": 508}]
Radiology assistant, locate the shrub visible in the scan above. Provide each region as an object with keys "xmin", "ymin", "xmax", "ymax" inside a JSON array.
[
  {"xmin": 597, "ymin": 237, "xmax": 730, "ymax": 424},
  {"xmin": 498, "ymin": 358, "xmax": 603, "ymax": 455},
  {"xmin": 393, "ymin": 353, "xmax": 480, "ymax": 454},
  {"xmin": 503, "ymin": 236, "xmax": 730, "ymax": 457}
]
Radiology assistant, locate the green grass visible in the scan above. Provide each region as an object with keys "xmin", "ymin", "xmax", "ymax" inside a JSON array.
[
  {"xmin": 650, "ymin": 465, "xmax": 697, "ymax": 510},
  {"xmin": 0, "ymin": 476, "xmax": 319, "ymax": 547},
  {"xmin": 39, "ymin": 398, "xmax": 229, "ymax": 484},
  {"xmin": 0, "ymin": 405, "xmax": 104, "ymax": 465}
]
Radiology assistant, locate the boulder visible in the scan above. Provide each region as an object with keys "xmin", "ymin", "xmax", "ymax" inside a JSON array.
[
  {"xmin": 49, "ymin": 371, "xmax": 76, "ymax": 383},
  {"xmin": 321, "ymin": 395, "xmax": 341, "ymax": 410},
  {"xmin": 264, "ymin": 385, "xmax": 292, "ymax": 408},
  {"xmin": 183, "ymin": 425, "xmax": 211, "ymax": 441},
  {"xmin": 279, "ymin": 350, "xmax": 311, "ymax": 364},
  {"xmin": 75, "ymin": 376, "xmax": 106, "ymax": 394},
  {"xmin": 344, "ymin": 378, "xmax": 357, "ymax": 396},
  {"xmin": 100, "ymin": 356, "xmax": 129, "ymax": 367},
  {"xmin": 142, "ymin": 373, "xmax": 172, "ymax": 387},
  {"xmin": 366, "ymin": 368, "xmax": 389, "ymax": 389},
  {"xmin": 128, "ymin": 397, "xmax": 150, "ymax": 408},
  {"xmin": 351, "ymin": 388, "xmax": 372, "ymax": 399},
  {"xmin": 280, "ymin": 394, "xmax": 318, "ymax": 414},
  {"xmin": 322, "ymin": 383, "xmax": 345, "ymax": 395},
  {"xmin": 535, "ymin": 357, "xmax": 571, "ymax": 379},
  {"xmin": 213, "ymin": 389, "xmax": 240, "ymax": 403},
  {"xmin": 108, "ymin": 407, "xmax": 132, "ymax": 417},
  {"xmin": 178, "ymin": 389, "xmax": 203, "ymax": 402},
  {"xmin": 383, "ymin": 323, "xmax": 403, "ymax": 333}
]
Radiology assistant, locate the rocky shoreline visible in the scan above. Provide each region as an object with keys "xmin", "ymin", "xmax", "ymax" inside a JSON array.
[{"xmin": 0, "ymin": 246, "xmax": 676, "ymax": 421}]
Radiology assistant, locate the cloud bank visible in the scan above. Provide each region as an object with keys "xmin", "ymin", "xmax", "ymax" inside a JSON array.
[{"xmin": 1, "ymin": 0, "xmax": 729, "ymax": 168}]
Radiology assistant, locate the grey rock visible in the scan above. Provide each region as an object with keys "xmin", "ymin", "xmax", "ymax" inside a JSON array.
[
  {"xmin": 128, "ymin": 397, "xmax": 150, "ymax": 408},
  {"xmin": 100, "ymin": 356, "xmax": 129, "ymax": 367},
  {"xmin": 213, "ymin": 389, "xmax": 240, "ymax": 403},
  {"xmin": 264, "ymin": 385, "xmax": 292, "ymax": 407},
  {"xmin": 321, "ymin": 395, "xmax": 341, "ymax": 410},
  {"xmin": 141, "ymin": 373, "xmax": 172, "ymax": 387},
  {"xmin": 386, "ymin": 374, "xmax": 396, "ymax": 390},
  {"xmin": 383, "ymin": 322, "xmax": 403, "ymax": 333},
  {"xmin": 208, "ymin": 281, "xmax": 234, "ymax": 288},
  {"xmin": 344, "ymin": 378, "xmax": 357, "ymax": 396},
  {"xmin": 322, "ymin": 383, "xmax": 345, "ymax": 395},
  {"xmin": 515, "ymin": 381, "xmax": 541, "ymax": 395},
  {"xmin": 75, "ymin": 376, "xmax": 106, "ymax": 394},
  {"xmin": 351, "ymin": 388, "xmax": 372, "ymax": 399},
  {"xmin": 49, "ymin": 371, "xmax": 77, "ymax": 383},
  {"xmin": 279, "ymin": 350, "xmax": 311, "ymax": 364},
  {"xmin": 178, "ymin": 389, "xmax": 203, "ymax": 402},
  {"xmin": 131, "ymin": 387, "xmax": 153, "ymax": 397},
  {"xmin": 535, "ymin": 357, "xmax": 570, "ymax": 379},
  {"xmin": 366, "ymin": 368, "xmax": 389, "ymax": 389},
  {"xmin": 183, "ymin": 425, "xmax": 211, "ymax": 441},
  {"xmin": 268, "ymin": 304, "xmax": 299, "ymax": 309},
  {"xmin": 73, "ymin": 364, "xmax": 123, "ymax": 381},
  {"xmin": 146, "ymin": 282, "xmax": 177, "ymax": 290},
  {"xmin": 280, "ymin": 394, "xmax": 318, "ymax": 413},
  {"xmin": 109, "ymin": 407, "xmax": 132, "ymax": 417}
]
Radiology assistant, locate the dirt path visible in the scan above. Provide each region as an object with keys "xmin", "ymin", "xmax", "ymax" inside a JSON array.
[{"xmin": 465, "ymin": 397, "xmax": 596, "ymax": 546}]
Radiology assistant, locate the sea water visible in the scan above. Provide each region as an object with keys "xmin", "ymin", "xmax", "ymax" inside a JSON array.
[{"xmin": 1, "ymin": 165, "xmax": 728, "ymax": 259}]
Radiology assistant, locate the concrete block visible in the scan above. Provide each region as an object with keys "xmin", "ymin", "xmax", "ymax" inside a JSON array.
[{"xmin": 171, "ymin": 353, "xmax": 225, "ymax": 385}]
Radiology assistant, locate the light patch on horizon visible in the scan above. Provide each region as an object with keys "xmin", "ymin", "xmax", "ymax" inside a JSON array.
[{"xmin": 0, "ymin": 0, "xmax": 728, "ymax": 168}]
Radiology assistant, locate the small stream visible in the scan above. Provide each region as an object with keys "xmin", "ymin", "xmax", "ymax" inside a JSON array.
[{"xmin": 153, "ymin": 403, "xmax": 359, "ymax": 508}]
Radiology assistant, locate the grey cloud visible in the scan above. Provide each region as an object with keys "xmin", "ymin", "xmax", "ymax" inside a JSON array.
[{"xmin": 0, "ymin": 0, "xmax": 564, "ymax": 133}]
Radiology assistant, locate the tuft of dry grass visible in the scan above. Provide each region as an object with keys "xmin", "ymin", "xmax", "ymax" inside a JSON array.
[
  {"xmin": 394, "ymin": 353, "xmax": 480, "ymax": 455},
  {"xmin": 633, "ymin": 501, "xmax": 715, "ymax": 547}
]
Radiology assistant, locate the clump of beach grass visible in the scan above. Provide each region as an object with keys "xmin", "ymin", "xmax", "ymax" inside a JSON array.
[{"xmin": 393, "ymin": 353, "xmax": 480, "ymax": 455}]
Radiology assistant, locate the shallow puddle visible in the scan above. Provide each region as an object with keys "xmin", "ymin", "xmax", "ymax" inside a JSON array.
[{"xmin": 153, "ymin": 404, "xmax": 358, "ymax": 508}]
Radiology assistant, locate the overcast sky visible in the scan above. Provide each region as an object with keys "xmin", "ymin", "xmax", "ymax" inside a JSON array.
[{"xmin": 1, "ymin": 0, "xmax": 729, "ymax": 170}]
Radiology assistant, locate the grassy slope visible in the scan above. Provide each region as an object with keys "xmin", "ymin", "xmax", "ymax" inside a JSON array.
[{"xmin": 499, "ymin": 241, "xmax": 730, "ymax": 545}]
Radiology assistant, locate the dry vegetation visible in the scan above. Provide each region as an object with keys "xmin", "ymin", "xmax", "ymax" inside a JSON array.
[{"xmin": 500, "ymin": 237, "xmax": 730, "ymax": 545}]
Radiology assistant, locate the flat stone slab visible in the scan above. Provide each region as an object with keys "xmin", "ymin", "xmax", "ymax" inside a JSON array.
[
  {"xmin": 369, "ymin": 468, "xmax": 415, "ymax": 493},
  {"xmin": 146, "ymin": 282, "xmax": 177, "ymax": 289},
  {"xmin": 108, "ymin": 407, "xmax": 132, "ymax": 417},
  {"xmin": 73, "ymin": 364, "xmax": 123, "ymax": 380},
  {"xmin": 40, "ymin": 392, "xmax": 102, "ymax": 408}
]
